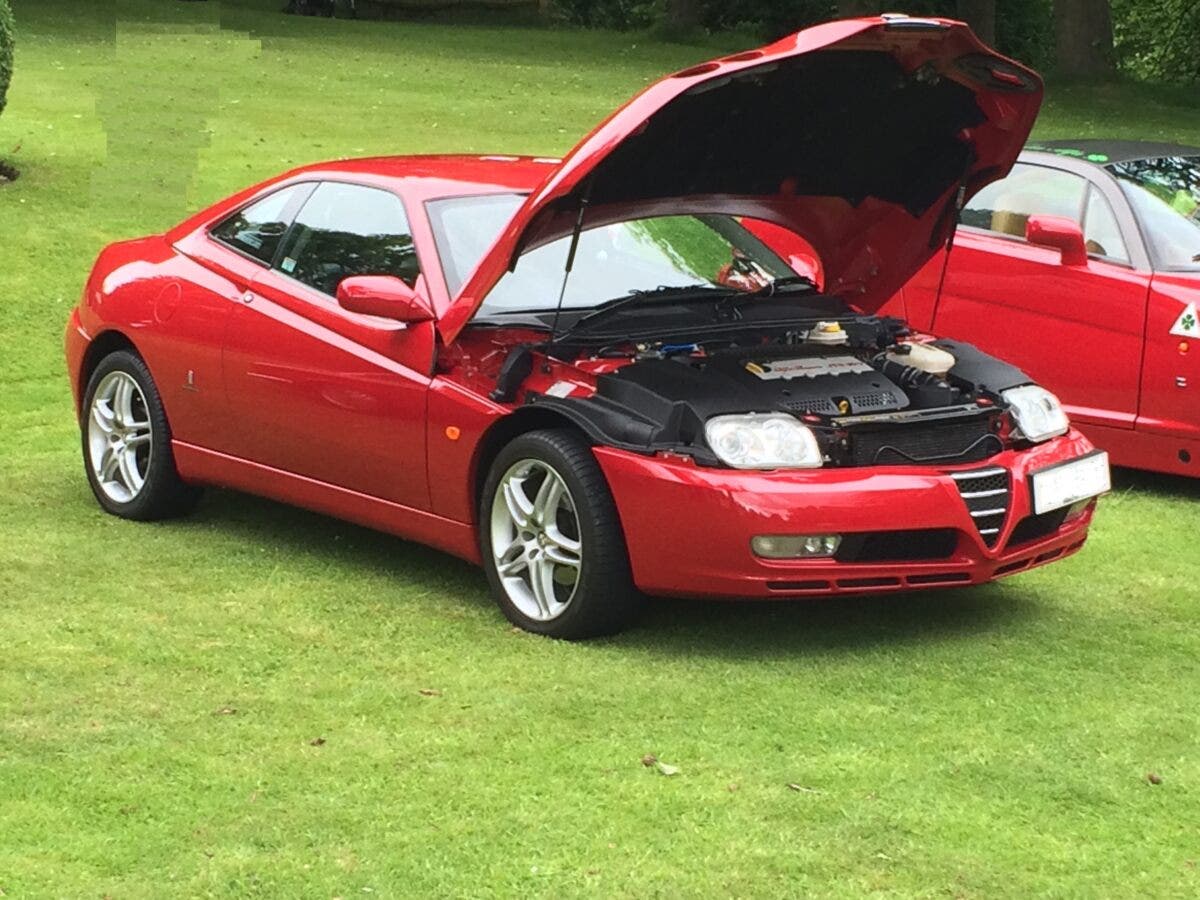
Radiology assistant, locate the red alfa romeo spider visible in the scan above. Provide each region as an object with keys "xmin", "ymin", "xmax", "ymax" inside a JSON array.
[
  {"xmin": 882, "ymin": 140, "xmax": 1200, "ymax": 478},
  {"xmin": 66, "ymin": 16, "xmax": 1111, "ymax": 638}
]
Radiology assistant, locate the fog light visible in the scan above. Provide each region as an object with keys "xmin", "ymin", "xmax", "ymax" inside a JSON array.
[{"xmin": 752, "ymin": 534, "xmax": 841, "ymax": 559}]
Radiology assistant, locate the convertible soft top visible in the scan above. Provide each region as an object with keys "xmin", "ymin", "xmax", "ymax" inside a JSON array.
[{"xmin": 1028, "ymin": 139, "xmax": 1200, "ymax": 165}]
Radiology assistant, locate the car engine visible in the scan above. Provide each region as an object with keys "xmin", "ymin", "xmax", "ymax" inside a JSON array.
[{"xmin": 530, "ymin": 318, "xmax": 1035, "ymax": 468}]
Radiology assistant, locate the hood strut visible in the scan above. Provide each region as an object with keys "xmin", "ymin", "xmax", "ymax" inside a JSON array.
[
  {"xmin": 930, "ymin": 169, "xmax": 971, "ymax": 329},
  {"xmin": 546, "ymin": 185, "xmax": 592, "ymax": 357}
]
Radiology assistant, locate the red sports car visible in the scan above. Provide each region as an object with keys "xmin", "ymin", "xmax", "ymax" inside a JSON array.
[
  {"xmin": 66, "ymin": 16, "xmax": 1111, "ymax": 638},
  {"xmin": 885, "ymin": 140, "xmax": 1200, "ymax": 478}
]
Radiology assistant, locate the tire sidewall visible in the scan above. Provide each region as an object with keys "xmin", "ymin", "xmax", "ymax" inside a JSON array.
[
  {"xmin": 81, "ymin": 350, "xmax": 179, "ymax": 520},
  {"xmin": 480, "ymin": 430, "xmax": 634, "ymax": 638}
]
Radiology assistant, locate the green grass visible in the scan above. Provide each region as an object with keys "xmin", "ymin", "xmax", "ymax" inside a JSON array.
[{"xmin": 3, "ymin": 1, "xmax": 1200, "ymax": 895}]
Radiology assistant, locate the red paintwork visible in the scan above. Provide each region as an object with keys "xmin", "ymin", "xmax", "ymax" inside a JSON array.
[
  {"xmin": 336, "ymin": 276, "xmax": 434, "ymax": 322},
  {"xmin": 880, "ymin": 203, "xmax": 1200, "ymax": 479},
  {"xmin": 596, "ymin": 435, "xmax": 1094, "ymax": 598},
  {"xmin": 64, "ymin": 19, "xmax": 1101, "ymax": 602},
  {"xmin": 439, "ymin": 17, "xmax": 1041, "ymax": 341},
  {"xmin": 1024, "ymin": 215, "xmax": 1088, "ymax": 267}
]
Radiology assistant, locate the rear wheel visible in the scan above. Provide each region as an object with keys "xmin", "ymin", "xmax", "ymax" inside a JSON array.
[
  {"xmin": 481, "ymin": 429, "xmax": 643, "ymax": 639},
  {"xmin": 81, "ymin": 350, "xmax": 201, "ymax": 520}
]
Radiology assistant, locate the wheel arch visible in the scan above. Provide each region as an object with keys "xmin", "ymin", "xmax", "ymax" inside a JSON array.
[
  {"xmin": 77, "ymin": 330, "xmax": 144, "ymax": 416},
  {"xmin": 471, "ymin": 406, "xmax": 596, "ymax": 516}
]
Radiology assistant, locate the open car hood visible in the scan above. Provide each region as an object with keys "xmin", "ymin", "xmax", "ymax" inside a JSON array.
[{"xmin": 438, "ymin": 15, "xmax": 1042, "ymax": 343}]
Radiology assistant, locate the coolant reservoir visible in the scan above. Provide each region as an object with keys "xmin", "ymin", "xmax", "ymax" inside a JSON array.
[
  {"xmin": 885, "ymin": 342, "xmax": 955, "ymax": 377},
  {"xmin": 807, "ymin": 321, "xmax": 849, "ymax": 345}
]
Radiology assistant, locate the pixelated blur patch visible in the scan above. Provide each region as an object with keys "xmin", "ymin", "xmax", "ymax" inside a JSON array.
[{"xmin": 90, "ymin": 3, "xmax": 260, "ymax": 227}]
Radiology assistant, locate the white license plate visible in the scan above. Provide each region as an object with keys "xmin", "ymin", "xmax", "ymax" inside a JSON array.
[{"xmin": 1030, "ymin": 451, "xmax": 1111, "ymax": 515}]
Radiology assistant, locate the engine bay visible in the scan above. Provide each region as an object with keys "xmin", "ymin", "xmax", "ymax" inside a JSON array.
[{"xmin": 517, "ymin": 316, "xmax": 1036, "ymax": 468}]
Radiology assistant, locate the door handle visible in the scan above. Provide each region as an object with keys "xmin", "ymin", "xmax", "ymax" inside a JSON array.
[{"xmin": 241, "ymin": 291, "xmax": 254, "ymax": 305}]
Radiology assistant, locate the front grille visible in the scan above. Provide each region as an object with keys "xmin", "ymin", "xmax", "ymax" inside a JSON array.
[
  {"xmin": 848, "ymin": 418, "xmax": 1002, "ymax": 466},
  {"xmin": 952, "ymin": 466, "xmax": 1011, "ymax": 547},
  {"xmin": 1007, "ymin": 507, "xmax": 1070, "ymax": 547},
  {"xmin": 835, "ymin": 528, "xmax": 958, "ymax": 563}
]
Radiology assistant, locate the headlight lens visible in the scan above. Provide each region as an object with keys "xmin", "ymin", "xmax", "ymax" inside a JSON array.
[
  {"xmin": 1002, "ymin": 384, "xmax": 1069, "ymax": 443},
  {"xmin": 704, "ymin": 414, "xmax": 823, "ymax": 469}
]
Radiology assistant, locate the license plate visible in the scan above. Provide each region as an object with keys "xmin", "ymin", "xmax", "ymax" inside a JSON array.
[{"xmin": 1030, "ymin": 450, "xmax": 1111, "ymax": 515}]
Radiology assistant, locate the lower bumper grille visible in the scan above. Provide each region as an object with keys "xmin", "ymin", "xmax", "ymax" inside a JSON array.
[
  {"xmin": 952, "ymin": 466, "xmax": 1011, "ymax": 547},
  {"xmin": 835, "ymin": 528, "xmax": 958, "ymax": 563},
  {"xmin": 1008, "ymin": 507, "xmax": 1070, "ymax": 547}
]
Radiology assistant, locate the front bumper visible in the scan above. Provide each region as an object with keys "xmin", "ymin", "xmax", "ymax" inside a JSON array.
[{"xmin": 594, "ymin": 430, "xmax": 1099, "ymax": 599}]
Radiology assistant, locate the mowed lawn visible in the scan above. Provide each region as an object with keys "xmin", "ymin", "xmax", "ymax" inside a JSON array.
[{"xmin": 3, "ymin": 1, "xmax": 1200, "ymax": 895}]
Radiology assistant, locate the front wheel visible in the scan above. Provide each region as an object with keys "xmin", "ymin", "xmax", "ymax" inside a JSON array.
[
  {"xmin": 480, "ymin": 429, "xmax": 643, "ymax": 639},
  {"xmin": 81, "ymin": 350, "xmax": 201, "ymax": 520}
]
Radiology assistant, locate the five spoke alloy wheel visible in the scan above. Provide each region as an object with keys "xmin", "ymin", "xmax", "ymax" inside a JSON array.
[
  {"xmin": 87, "ymin": 370, "xmax": 152, "ymax": 503},
  {"xmin": 490, "ymin": 458, "xmax": 583, "ymax": 622},
  {"xmin": 81, "ymin": 350, "xmax": 200, "ymax": 520},
  {"xmin": 481, "ymin": 428, "xmax": 642, "ymax": 639}
]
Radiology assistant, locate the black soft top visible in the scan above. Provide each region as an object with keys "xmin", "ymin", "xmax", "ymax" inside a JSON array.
[{"xmin": 1027, "ymin": 139, "xmax": 1200, "ymax": 166}]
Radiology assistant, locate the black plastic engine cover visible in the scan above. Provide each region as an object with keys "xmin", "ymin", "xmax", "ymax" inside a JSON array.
[{"xmin": 597, "ymin": 348, "xmax": 909, "ymax": 420}]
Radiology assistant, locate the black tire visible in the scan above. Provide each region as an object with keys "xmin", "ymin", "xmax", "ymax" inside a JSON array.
[
  {"xmin": 80, "ymin": 350, "xmax": 202, "ymax": 520},
  {"xmin": 480, "ymin": 428, "xmax": 643, "ymax": 639}
]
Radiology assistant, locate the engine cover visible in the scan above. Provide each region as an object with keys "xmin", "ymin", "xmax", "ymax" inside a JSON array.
[
  {"xmin": 738, "ymin": 353, "xmax": 909, "ymax": 415},
  {"xmin": 595, "ymin": 347, "xmax": 909, "ymax": 422}
]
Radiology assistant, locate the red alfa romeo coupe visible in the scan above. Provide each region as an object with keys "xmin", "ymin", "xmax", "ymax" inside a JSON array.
[{"xmin": 66, "ymin": 16, "xmax": 1111, "ymax": 638}]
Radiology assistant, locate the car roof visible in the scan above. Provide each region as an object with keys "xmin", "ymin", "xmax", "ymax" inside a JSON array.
[
  {"xmin": 1026, "ymin": 139, "xmax": 1200, "ymax": 166},
  {"xmin": 282, "ymin": 153, "xmax": 557, "ymax": 198}
]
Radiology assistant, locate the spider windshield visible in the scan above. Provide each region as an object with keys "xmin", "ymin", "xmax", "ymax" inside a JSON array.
[{"xmin": 1109, "ymin": 155, "xmax": 1200, "ymax": 269}]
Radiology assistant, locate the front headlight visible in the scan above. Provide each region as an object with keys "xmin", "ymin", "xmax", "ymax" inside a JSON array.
[
  {"xmin": 1002, "ymin": 384, "xmax": 1069, "ymax": 443},
  {"xmin": 704, "ymin": 414, "xmax": 823, "ymax": 469}
]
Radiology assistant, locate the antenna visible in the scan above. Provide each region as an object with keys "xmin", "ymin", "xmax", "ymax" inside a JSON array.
[{"xmin": 547, "ymin": 181, "xmax": 592, "ymax": 353}]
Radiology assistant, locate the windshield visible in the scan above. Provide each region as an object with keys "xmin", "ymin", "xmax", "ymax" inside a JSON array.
[
  {"xmin": 427, "ymin": 194, "xmax": 799, "ymax": 316},
  {"xmin": 1108, "ymin": 156, "xmax": 1200, "ymax": 269}
]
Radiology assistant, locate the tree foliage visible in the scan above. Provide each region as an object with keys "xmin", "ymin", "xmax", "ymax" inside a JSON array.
[
  {"xmin": 1114, "ymin": 0, "xmax": 1200, "ymax": 83},
  {"xmin": 0, "ymin": 0, "xmax": 14, "ymax": 118},
  {"xmin": 302, "ymin": 0, "xmax": 1195, "ymax": 85}
]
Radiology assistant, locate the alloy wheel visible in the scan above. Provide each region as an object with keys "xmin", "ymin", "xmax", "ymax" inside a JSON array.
[
  {"xmin": 489, "ymin": 458, "xmax": 583, "ymax": 621},
  {"xmin": 86, "ymin": 370, "xmax": 153, "ymax": 504}
]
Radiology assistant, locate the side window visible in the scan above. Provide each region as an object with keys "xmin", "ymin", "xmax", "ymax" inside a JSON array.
[
  {"xmin": 277, "ymin": 182, "xmax": 419, "ymax": 297},
  {"xmin": 1082, "ymin": 185, "xmax": 1129, "ymax": 262},
  {"xmin": 210, "ymin": 184, "xmax": 307, "ymax": 265},
  {"xmin": 961, "ymin": 164, "xmax": 1087, "ymax": 239}
]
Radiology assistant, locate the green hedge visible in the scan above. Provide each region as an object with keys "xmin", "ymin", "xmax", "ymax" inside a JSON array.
[{"xmin": 0, "ymin": 0, "xmax": 13, "ymax": 118}]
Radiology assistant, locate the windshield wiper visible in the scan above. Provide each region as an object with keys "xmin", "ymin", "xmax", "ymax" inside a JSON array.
[
  {"xmin": 561, "ymin": 284, "xmax": 738, "ymax": 335},
  {"xmin": 748, "ymin": 274, "xmax": 817, "ymax": 296}
]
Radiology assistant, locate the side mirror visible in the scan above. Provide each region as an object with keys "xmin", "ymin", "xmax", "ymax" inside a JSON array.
[
  {"xmin": 1025, "ymin": 215, "xmax": 1088, "ymax": 267},
  {"xmin": 336, "ymin": 275, "xmax": 433, "ymax": 323}
]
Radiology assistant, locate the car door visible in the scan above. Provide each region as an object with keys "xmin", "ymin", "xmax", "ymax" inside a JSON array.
[
  {"xmin": 906, "ymin": 162, "xmax": 1151, "ymax": 430},
  {"xmin": 222, "ymin": 180, "xmax": 435, "ymax": 510},
  {"xmin": 166, "ymin": 182, "xmax": 314, "ymax": 452}
]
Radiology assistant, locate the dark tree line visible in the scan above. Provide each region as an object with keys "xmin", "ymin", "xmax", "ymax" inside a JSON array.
[{"xmin": 275, "ymin": 0, "xmax": 1195, "ymax": 84}]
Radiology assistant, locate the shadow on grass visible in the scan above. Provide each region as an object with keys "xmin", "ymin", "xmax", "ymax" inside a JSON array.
[
  {"xmin": 185, "ymin": 488, "xmax": 486, "ymax": 602},
  {"xmin": 1111, "ymin": 466, "xmax": 1200, "ymax": 502},
  {"xmin": 169, "ymin": 489, "xmax": 1041, "ymax": 656},
  {"xmin": 623, "ymin": 585, "xmax": 1038, "ymax": 658}
]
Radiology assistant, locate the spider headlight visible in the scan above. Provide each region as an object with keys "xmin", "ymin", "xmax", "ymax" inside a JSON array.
[
  {"xmin": 704, "ymin": 414, "xmax": 823, "ymax": 469},
  {"xmin": 1002, "ymin": 384, "xmax": 1069, "ymax": 443}
]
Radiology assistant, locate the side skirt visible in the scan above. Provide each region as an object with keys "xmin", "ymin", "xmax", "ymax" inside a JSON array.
[
  {"xmin": 173, "ymin": 441, "xmax": 481, "ymax": 563},
  {"xmin": 1077, "ymin": 422, "xmax": 1200, "ymax": 480}
]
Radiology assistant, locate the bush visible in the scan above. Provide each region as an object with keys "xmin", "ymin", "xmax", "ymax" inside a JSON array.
[{"xmin": 0, "ymin": 0, "xmax": 13, "ymax": 118}]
